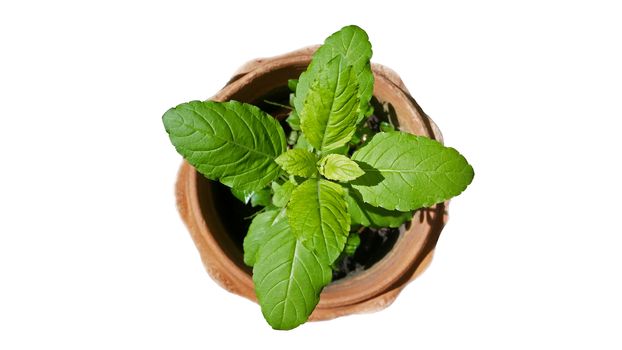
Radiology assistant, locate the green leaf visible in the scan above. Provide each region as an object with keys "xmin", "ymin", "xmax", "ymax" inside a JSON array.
[
  {"xmin": 293, "ymin": 133, "xmax": 313, "ymax": 151},
  {"xmin": 275, "ymin": 149, "xmax": 318, "ymax": 178},
  {"xmin": 272, "ymin": 181, "xmax": 296, "ymax": 207},
  {"xmin": 351, "ymin": 132, "xmax": 474, "ymax": 211},
  {"xmin": 287, "ymin": 79, "xmax": 298, "ymax": 92},
  {"xmin": 230, "ymin": 187, "xmax": 253, "ymax": 204},
  {"xmin": 230, "ymin": 187, "xmax": 272, "ymax": 207},
  {"xmin": 251, "ymin": 188, "xmax": 272, "ymax": 207},
  {"xmin": 286, "ymin": 110, "xmax": 300, "ymax": 131},
  {"xmin": 300, "ymin": 56, "xmax": 360, "ymax": 152},
  {"xmin": 345, "ymin": 187, "xmax": 413, "ymax": 228},
  {"xmin": 243, "ymin": 209, "xmax": 285, "ymax": 266},
  {"xmin": 287, "ymin": 178, "xmax": 350, "ymax": 265},
  {"xmin": 163, "ymin": 100, "xmax": 286, "ymax": 192},
  {"xmin": 344, "ymin": 232, "xmax": 361, "ymax": 256},
  {"xmin": 252, "ymin": 214, "xmax": 332, "ymax": 330},
  {"xmin": 379, "ymin": 121, "xmax": 395, "ymax": 132},
  {"xmin": 295, "ymin": 25, "xmax": 374, "ymax": 122},
  {"xmin": 318, "ymin": 154, "xmax": 364, "ymax": 182},
  {"xmin": 322, "ymin": 144, "xmax": 349, "ymax": 155},
  {"xmin": 287, "ymin": 130, "xmax": 299, "ymax": 146}
]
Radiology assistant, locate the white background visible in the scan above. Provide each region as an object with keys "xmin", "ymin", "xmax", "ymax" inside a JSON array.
[{"xmin": 1, "ymin": 0, "xmax": 621, "ymax": 348}]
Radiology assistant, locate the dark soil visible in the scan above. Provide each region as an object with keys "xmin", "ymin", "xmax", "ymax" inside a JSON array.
[{"xmin": 330, "ymin": 227, "xmax": 399, "ymax": 280}]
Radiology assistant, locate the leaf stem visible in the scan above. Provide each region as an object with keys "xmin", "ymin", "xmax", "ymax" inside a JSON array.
[{"xmin": 264, "ymin": 100, "xmax": 292, "ymax": 110}]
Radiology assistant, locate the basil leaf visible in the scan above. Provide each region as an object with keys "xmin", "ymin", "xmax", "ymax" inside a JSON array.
[
  {"xmin": 230, "ymin": 187, "xmax": 253, "ymax": 204},
  {"xmin": 351, "ymin": 132, "xmax": 474, "ymax": 211},
  {"xmin": 287, "ymin": 79, "xmax": 298, "ymax": 92},
  {"xmin": 272, "ymin": 181, "xmax": 295, "ymax": 207},
  {"xmin": 250, "ymin": 188, "xmax": 272, "ymax": 207},
  {"xmin": 293, "ymin": 133, "xmax": 313, "ymax": 151},
  {"xmin": 287, "ymin": 178, "xmax": 350, "ymax": 265},
  {"xmin": 243, "ymin": 209, "xmax": 285, "ymax": 266},
  {"xmin": 275, "ymin": 149, "xmax": 318, "ymax": 178},
  {"xmin": 252, "ymin": 215, "xmax": 331, "ymax": 330},
  {"xmin": 163, "ymin": 100, "xmax": 286, "ymax": 191},
  {"xmin": 295, "ymin": 25, "xmax": 374, "ymax": 122},
  {"xmin": 300, "ymin": 56, "xmax": 360, "ymax": 152},
  {"xmin": 318, "ymin": 154, "xmax": 364, "ymax": 182},
  {"xmin": 344, "ymin": 232, "xmax": 361, "ymax": 256},
  {"xmin": 286, "ymin": 110, "xmax": 300, "ymax": 131}
]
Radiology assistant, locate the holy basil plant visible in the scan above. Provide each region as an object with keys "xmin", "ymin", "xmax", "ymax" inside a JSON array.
[{"xmin": 163, "ymin": 25, "xmax": 474, "ymax": 330}]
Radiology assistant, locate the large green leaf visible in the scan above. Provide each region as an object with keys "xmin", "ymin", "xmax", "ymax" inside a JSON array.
[
  {"xmin": 318, "ymin": 154, "xmax": 364, "ymax": 182},
  {"xmin": 287, "ymin": 178, "xmax": 350, "ymax": 265},
  {"xmin": 275, "ymin": 149, "xmax": 317, "ymax": 178},
  {"xmin": 163, "ymin": 100, "xmax": 286, "ymax": 191},
  {"xmin": 300, "ymin": 56, "xmax": 360, "ymax": 152},
  {"xmin": 243, "ymin": 209, "xmax": 285, "ymax": 267},
  {"xmin": 295, "ymin": 25, "xmax": 374, "ymax": 121},
  {"xmin": 345, "ymin": 187, "xmax": 413, "ymax": 228},
  {"xmin": 351, "ymin": 132, "xmax": 474, "ymax": 211},
  {"xmin": 252, "ymin": 215, "xmax": 332, "ymax": 330}
]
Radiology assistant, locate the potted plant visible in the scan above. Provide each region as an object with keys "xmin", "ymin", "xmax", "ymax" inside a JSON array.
[{"xmin": 164, "ymin": 25, "xmax": 474, "ymax": 330}]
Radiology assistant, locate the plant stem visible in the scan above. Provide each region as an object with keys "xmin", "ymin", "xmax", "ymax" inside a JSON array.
[{"xmin": 264, "ymin": 100, "xmax": 292, "ymax": 110}]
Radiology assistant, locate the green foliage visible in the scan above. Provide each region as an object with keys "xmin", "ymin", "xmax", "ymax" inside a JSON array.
[
  {"xmin": 286, "ymin": 110, "xmax": 300, "ymax": 131},
  {"xmin": 344, "ymin": 232, "xmax": 361, "ymax": 256},
  {"xmin": 163, "ymin": 25, "xmax": 473, "ymax": 330},
  {"xmin": 300, "ymin": 57, "xmax": 360, "ymax": 152},
  {"xmin": 294, "ymin": 25, "xmax": 374, "ymax": 123},
  {"xmin": 163, "ymin": 100, "xmax": 286, "ymax": 191},
  {"xmin": 275, "ymin": 149, "xmax": 317, "ymax": 178},
  {"xmin": 287, "ymin": 178, "xmax": 350, "ymax": 265},
  {"xmin": 243, "ymin": 209, "xmax": 284, "ymax": 266},
  {"xmin": 250, "ymin": 211, "xmax": 332, "ymax": 330},
  {"xmin": 272, "ymin": 181, "xmax": 295, "ymax": 207},
  {"xmin": 351, "ymin": 132, "xmax": 474, "ymax": 211},
  {"xmin": 318, "ymin": 154, "xmax": 364, "ymax": 182}
]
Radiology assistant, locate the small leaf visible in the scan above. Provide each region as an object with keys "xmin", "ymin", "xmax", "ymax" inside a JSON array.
[
  {"xmin": 275, "ymin": 149, "xmax": 318, "ymax": 178},
  {"xmin": 230, "ymin": 187, "xmax": 253, "ymax": 204},
  {"xmin": 272, "ymin": 181, "xmax": 296, "ymax": 207},
  {"xmin": 318, "ymin": 154, "xmax": 365, "ymax": 182},
  {"xmin": 250, "ymin": 188, "xmax": 272, "ymax": 207},
  {"xmin": 345, "ymin": 187, "xmax": 413, "ymax": 228},
  {"xmin": 293, "ymin": 133, "xmax": 313, "ymax": 151},
  {"xmin": 163, "ymin": 100, "xmax": 286, "ymax": 192},
  {"xmin": 287, "ymin": 178, "xmax": 350, "ymax": 265},
  {"xmin": 252, "ymin": 215, "xmax": 332, "ymax": 330},
  {"xmin": 344, "ymin": 233, "xmax": 361, "ymax": 256},
  {"xmin": 295, "ymin": 25, "xmax": 374, "ymax": 122},
  {"xmin": 379, "ymin": 121, "xmax": 395, "ymax": 132},
  {"xmin": 363, "ymin": 103, "xmax": 374, "ymax": 118},
  {"xmin": 288, "ymin": 79, "xmax": 298, "ymax": 92},
  {"xmin": 286, "ymin": 110, "xmax": 300, "ymax": 131},
  {"xmin": 351, "ymin": 132, "xmax": 474, "ymax": 211},
  {"xmin": 287, "ymin": 130, "xmax": 299, "ymax": 146},
  {"xmin": 300, "ymin": 56, "xmax": 360, "ymax": 152},
  {"xmin": 243, "ymin": 209, "xmax": 285, "ymax": 266}
]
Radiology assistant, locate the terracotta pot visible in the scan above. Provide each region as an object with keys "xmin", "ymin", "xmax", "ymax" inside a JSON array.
[{"xmin": 174, "ymin": 47, "xmax": 449, "ymax": 321}]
